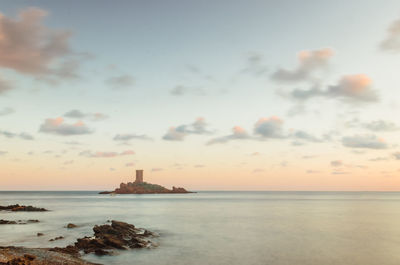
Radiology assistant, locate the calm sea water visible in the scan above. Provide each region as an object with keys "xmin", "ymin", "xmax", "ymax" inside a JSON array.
[{"xmin": 1, "ymin": 191, "xmax": 400, "ymax": 265}]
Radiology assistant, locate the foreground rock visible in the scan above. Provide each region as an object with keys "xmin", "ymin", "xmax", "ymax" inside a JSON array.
[
  {"xmin": 0, "ymin": 219, "xmax": 39, "ymax": 225},
  {"xmin": 52, "ymin": 220, "xmax": 157, "ymax": 256},
  {"xmin": 0, "ymin": 246, "xmax": 98, "ymax": 265},
  {"xmin": 0, "ymin": 204, "xmax": 48, "ymax": 212},
  {"xmin": 0, "ymin": 221, "xmax": 156, "ymax": 264}
]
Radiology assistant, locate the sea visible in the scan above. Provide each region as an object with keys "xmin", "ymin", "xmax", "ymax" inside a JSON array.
[{"xmin": 1, "ymin": 191, "xmax": 400, "ymax": 265}]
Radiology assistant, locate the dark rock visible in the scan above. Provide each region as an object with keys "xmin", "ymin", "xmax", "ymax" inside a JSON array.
[
  {"xmin": 23, "ymin": 253, "xmax": 36, "ymax": 260},
  {"xmin": 99, "ymin": 181, "xmax": 194, "ymax": 194},
  {"xmin": 0, "ymin": 246, "xmax": 98, "ymax": 264},
  {"xmin": 0, "ymin": 219, "xmax": 17, "ymax": 225},
  {"xmin": 0, "ymin": 219, "xmax": 39, "ymax": 225},
  {"xmin": 49, "ymin": 236, "xmax": 64, "ymax": 242},
  {"xmin": 0, "ymin": 204, "xmax": 48, "ymax": 212},
  {"xmin": 66, "ymin": 223, "xmax": 78, "ymax": 229},
  {"xmin": 52, "ymin": 220, "xmax": 157, "ymax": 256},
  {"xmin": 37, "ymin": 233, "xmax": 44, "ymax": 237}
]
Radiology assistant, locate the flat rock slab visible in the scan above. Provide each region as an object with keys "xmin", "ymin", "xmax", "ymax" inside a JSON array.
[{"xmin": 0, "ymin": 247, "xmax": 99, "ymax": 265}]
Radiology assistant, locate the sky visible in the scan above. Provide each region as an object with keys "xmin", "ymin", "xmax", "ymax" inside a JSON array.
[{"xmin": 1, "ymin": 0, "xmax": 400, "ymax": 190}]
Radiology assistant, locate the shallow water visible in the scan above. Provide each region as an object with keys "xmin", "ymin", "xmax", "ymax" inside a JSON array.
[{"xmin": 1, "ymin": 191, "xmax": 400, "ymax": 265}]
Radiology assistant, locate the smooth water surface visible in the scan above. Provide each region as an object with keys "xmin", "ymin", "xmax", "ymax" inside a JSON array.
[{"xmin": 1, "ymin": 191, "xmax": 400, "ymax": 265}]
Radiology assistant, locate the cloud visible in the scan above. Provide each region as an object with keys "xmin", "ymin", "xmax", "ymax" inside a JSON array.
[
  {"xmin": 125, "ymin": 162, "xmax": 134, "ymax": 167},
  {"xmin": 241, "ymin": 53, "xmax": 268, "ymax": 76},
  {"xmin": 380, "ymin": 18, "xmax": 400, "ymax": 52},
  {"xmin": 0, "ymin": 8, "xmax": 82, "ymax": 79},
  {"xmin": 0, "ymin": 78, "xmax": 14, "ymax": 95},
  {"xmin": 39, "ymin": 117, "xmax": 92, "ymax": 136},
  {"xmin": 290, "ymin": 130, "xmax": 323, "ymax": 143},
  {"xmin": 63, "ymin": 160, "xmax": 74, "ymax": 165},
  {"xmin": 369, "ymin": 157, "xmax": 388, "ymax": 161},
  {"xmin": 170, "ymin": 85, "xmax": 206, "ymax": 96},
  {"xmin": 254, "ymin": 116, "xmax": 284, "ymax": 138},
  {"xmin": 392, "ymin": 152, "xmax": 400, "ymax": 160},
  {"xmin": 105, "ymin": 74, "xmax": 135, "ymax": 89},
  {"xmin": 326, "ymin": 74, "xmax": 378, "ymax": 102},
  {"xmin": 79, "ymin": 150, "xmax": 134, "ymax": 158},
  {"xmin": 0, "ymin": 107, "xmax": 15, "ymax": 116},
  {"xmin": 282, "ymin": 74, "xmax": 378, "ymax": 103},
  {"xmin": 271, "ymin": 48, "xmax": 334, "ymax": 82},
  {"xmin": 342, "ymin": 134, "xmax": 388, "ymax": 149},
  {"xmin": 0, "ymin": 151, "xmax": 7, "ymax": 156},
  {"xmin": 64, "ymin": 110, "xmax": 108, "ymax": 121},
  {"xmin": 152, "ymin": 168, "xmax": 163, "ymax": 172},
  {"xmin": 363, "ymin": 120, "xmax": 398, "ymax": 132},
  {"xmin": 64, "ymin": 109, "xmax": 86, "ymax": 118},
  {"xmin": 113, "ymin": 133, "xmax": 152, "ymax": 142},
  {"xmin": 207, "ymin": 126, "xmax": 250, "ymax": 145},
  {"xmin": 306, "ymin": 170, "xmax": 320, "ymax": 174},
  {"xmin": 330, "ymin": 160, "xmax": 343, "ymax": 167},
  {"xmin": 163, "ymin": 117, "xmax": 213, "ymax": 141},
  {"xmin": 0, "ymin": 130, "xmax": 34, "ymax": 140}
]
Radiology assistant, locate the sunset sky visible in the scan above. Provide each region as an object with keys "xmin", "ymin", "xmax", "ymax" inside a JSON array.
[{"xmin": 1, "ymin": 0, "xmax": 400, "ymax": 190}]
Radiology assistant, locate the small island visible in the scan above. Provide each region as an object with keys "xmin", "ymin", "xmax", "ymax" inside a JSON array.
[{"xmin": 99, "ymin": 170, "xmax": 194, "ymax": 194}]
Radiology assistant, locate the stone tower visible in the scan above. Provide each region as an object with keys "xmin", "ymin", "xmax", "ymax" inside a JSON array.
[{"xmin": 135, "ymin": 170, "xmax": 143, "ymax": 183}]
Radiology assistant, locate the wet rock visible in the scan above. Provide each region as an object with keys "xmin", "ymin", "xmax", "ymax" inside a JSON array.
[
  {"xmin": 66, "ymin": 223, "xmax": 78, "ymax": 229},
  {"xmin": 0, "ymin": 220, "xmax": 17, "ymax": 225},
  {"xmin": 0, "ymin": 204, "xmax": 48, "ymax": 212},
  {"xmin": 0, "ymin": 219, "xmax": 40, "ymax": 225},
  {"xmin": 0, "ymin": 246, "xmax": 98, "ymax": 264},
  {"xmin": 53, "ymin": 220, "xmax": 157, "ymax": 256},
  {"xmin": 49, "ymin": 236, "xmax": 64, "ymax": 242}
]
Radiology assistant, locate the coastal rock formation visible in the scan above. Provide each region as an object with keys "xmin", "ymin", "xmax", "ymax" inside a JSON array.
[
  {"xmin": 0, "ymin": 204, "xmax": 48, "ymax": 212},
  {"xmin": 0, "ymin": 247, "xmax": 98, "ymax": 265},
  {"xmin": 52, "ymin": 220, "xmax": 157, "ymax": 256},
  {"xmin": 0, "ymin": 219, "xmax": 39, "ymax": 225},
  {"xmin": 99, "ymin": 170, "xmax": 193, "ymax": 194},
  {"xmin": 0, "ymin": 220, "xmax": 156, "ymax": 264}
]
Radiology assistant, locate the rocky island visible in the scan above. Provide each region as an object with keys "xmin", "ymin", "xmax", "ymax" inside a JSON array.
[{"xmin": 99, "ymin": 170, "xmax": 194, "ymax": 194}]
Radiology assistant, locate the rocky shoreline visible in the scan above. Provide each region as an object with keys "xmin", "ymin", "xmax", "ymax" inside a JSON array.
[
  {"xmin": 0, "ymin": 203, "xmax": 158, "ymax": 265},
  {"xmin": 0, "ymin": 220, "xmax": 157, "ymax": 264}
]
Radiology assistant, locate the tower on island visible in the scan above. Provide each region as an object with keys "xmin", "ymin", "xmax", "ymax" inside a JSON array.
[{"xmin": 135, "ymin": 170, "xmax": 144, "ymax": 183}]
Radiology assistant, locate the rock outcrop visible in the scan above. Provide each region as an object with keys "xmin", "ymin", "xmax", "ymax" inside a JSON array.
[
  {"xmin": 0, "ymin": 247, "xmax": 98, "ymax": 265},
  {"xmin": 0, "ymin": 220, "xmax": 157, "ymax": 264},
  {"xmin": 51, "ymin": 220, "xmax": 157, "ymax": 256},
  {"xmin": 0, "ymin": 219, "xmax": 39, "ymax": 225},
  {"xmin": 0, "ymin": 204, "xmax": 48, "ymax": 212},
  {"xmin": 99, "ymin": 181, "xmax": 193, "ymax": 194}
]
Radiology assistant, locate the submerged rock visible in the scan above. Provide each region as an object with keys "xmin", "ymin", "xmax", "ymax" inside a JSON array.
[
  {"xmin": 49, "ymin": 236, "xmax": 65, "ymax": 242},
  {"xmin": 0, "ymin": 219, "xmax": 40, "ymax": 225},
  {"xmin": 66, "ymin": 223, "xmax": 78, "ymax": 229}
]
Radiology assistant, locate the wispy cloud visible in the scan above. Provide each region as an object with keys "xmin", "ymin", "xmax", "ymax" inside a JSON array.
[
  {"xmin": 342, "ymin": 134, "xmax": 388, "ymax": 149},
  {"xmin": 39, "ymin": 117, "xmax": 92, "ymax": 136},
  {"xmin": 271, "ymin": 48, "xmax": 334, "ymax": 82},
  {"xmin": 105, "ymin": 74, "xmax": 135, "ymax": 89},
  {"xmin": 79, "ymin": 150, "xmax": 134, "ymax": 158},
  {"xmin": 380, "ymin": 18, "xmax": 400, "ymax": 52},
  {"xmin": 0, "ymin": 107, "xmax": 15, "ymax": 116},
  {"xmin": 163, "ymin": 117, "xmax": 213, "ymax": 141},
  {"xmin": 0, "ymin": 130, "xmax": 34, "ymax": 140}
]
